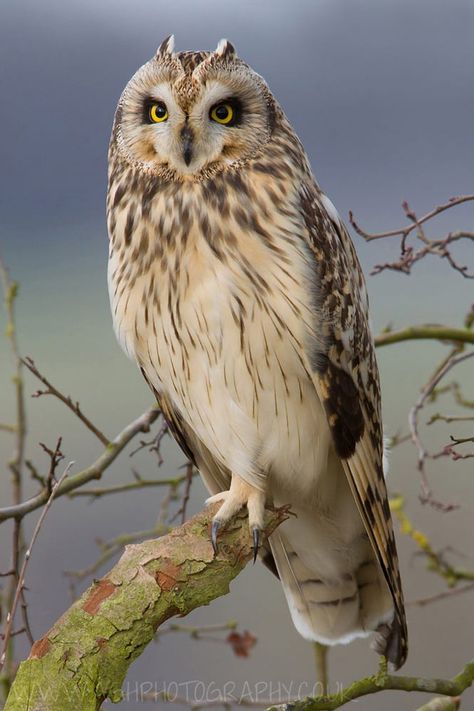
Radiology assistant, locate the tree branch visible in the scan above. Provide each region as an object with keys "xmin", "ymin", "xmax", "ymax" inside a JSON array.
[
  {"xmin": 349, "ymin": 195, "xmax": 474, "ymax": 277},
  {"xmin": 390, "ymin": 497, "xmax": 474, "ymax": 586},
  {"xmin": 266, "ymin": 659, "xmax": 474, "ymax": 711},
  {"xmin": 3, "ymin": 504, "xmax": 287, "ymax": 711},
  {"xmin": 22, "ymin": 357, "xmax": 110, "ymax": 447},
  {"xmin": 0, "ymin": 406, "xmax": 159, "ymax": 523},
  {"xmin": 0, "ymin": 463, "xmax": 73, "ymax": 670},
  {"xmin": 0, "ymin": 256, "xmax": 28, "ymax": 687},
  {"xmin": 349, "ymin": 195, "xmax": 474, "ymax": 242},
  {"xmin": 408, "ymin": 350, "xmax": 474, "ymax": 510},
  {"xmin": 374, "ymin": 325, "xmax": 474, "ymax": 348}
]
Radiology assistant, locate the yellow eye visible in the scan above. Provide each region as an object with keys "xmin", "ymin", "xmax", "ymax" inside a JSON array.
[
  {"xmin": 149, "ymin": 102, "xmax": 168, "ymax": 123},
  {"xmin": 210, "ymin": 102, "xmax": 235, "ymax": 125}
]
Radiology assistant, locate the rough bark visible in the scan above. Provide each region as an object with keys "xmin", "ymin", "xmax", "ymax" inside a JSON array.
[{"xmin": 4, "ymin": 504, "xmax": 287, "ymax": 711}]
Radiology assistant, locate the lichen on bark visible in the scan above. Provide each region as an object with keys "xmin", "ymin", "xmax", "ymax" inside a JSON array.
[{"xmin": 4, "ymin": 504, "xmax": 287, "ymax": 711}]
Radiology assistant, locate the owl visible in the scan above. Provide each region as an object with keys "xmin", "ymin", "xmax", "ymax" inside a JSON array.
[{"xmin": 107, "ymin": 36, "xmax": 407, "ymax": 668}]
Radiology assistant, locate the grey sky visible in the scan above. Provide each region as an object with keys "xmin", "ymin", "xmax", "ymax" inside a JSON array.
[{"xmin": 1, "ymin": 0, "xmax": 473, "ymax": 240}]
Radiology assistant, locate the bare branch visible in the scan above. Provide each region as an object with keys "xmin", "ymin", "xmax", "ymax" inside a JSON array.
[
  {"xmin": 22, "ymin": 357, "xmax": 110, "ymax": 446},
  {"xmin": 265, "ymin": 659, "xmax": 473, "ymax": 711},
  {"xmin": 67, "ymin": 472, "xmax": 188, "ymax": 499},
  {"xmin": 39, "ymin": 437, "xmax": 64, "ymax": 494},
  {"xmin": 391, "ymin": 497, "xmax": 474, "ymax": 586},
  {"xmin": 349, "ymin": 195, "xmax": 474, "ymax": 277},
  {"xmin": 0, "ymin": 258, "xmax": 26, "ymax": 489},
  {"xmin": 0, "ymin": 462, "xmax": 73, "ymax": 670},
  {"xmin": 129, "ymin": 416, "xmax": 168, "ymax": 466},
  {"xmin": 349, "ymin": 194, "xmax": 474, "ymax": 242},
  {"xmin": 407, "ymin": 583, "xmax": 474, "ymax": 608},
  {"xmin": 156, "ymin": 620, "xmax": 238, "ymax": 642},
  {"xmin": 408, "ymin": 351, "xmax": 474, "ymax": 510},
  {"xmin": 4, "ymin": 505, "xmax": 287, "ymax": 710},
  {"xmin": 0, "ymin": 405, "xmax": 160, "ymax": 523},
  {"xmin": 0, "ymin": 257, "xmax": 28, "ymax": 683},
  {"xmin": 0, "ymin": 424, "xmax": 16, "ymax": 434},
  {"xmin": 428, "ymin": 414, "xmax": 474, "ymax": 425},
  {"xmin": 444, "ymin": 440, "xmax": 474, "ymax": 461},
  {"xmin": 170, "ymin": 462, "xmax": 196, "ymax": 524},
  {"xmin": 374, "ymin": 325, "xmax": 474, "ymax": 348}
]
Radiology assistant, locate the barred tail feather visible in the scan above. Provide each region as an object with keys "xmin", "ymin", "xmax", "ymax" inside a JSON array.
[{"xmin": 269, "ymin": 528, "xmax": 396, "ymax": 651}]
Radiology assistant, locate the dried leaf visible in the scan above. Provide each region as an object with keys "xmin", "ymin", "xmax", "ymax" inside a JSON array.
[{"xmin": 226, "ymin": 630, "xmax": 257, "ymax": 658}]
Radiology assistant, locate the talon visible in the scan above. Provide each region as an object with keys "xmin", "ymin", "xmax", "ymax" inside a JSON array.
[
  {"xmin": 211, "ymin": 519, "xmax": 220, "ymax": 555},
  {"xmin": 252, "ymin": 527, "xmax": 261, "ymax": 564}
]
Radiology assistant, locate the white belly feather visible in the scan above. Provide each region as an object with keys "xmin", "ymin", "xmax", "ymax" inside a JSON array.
[{"xmin": 109, "ymin": 223, "xmax": 332, "ymax": 504}]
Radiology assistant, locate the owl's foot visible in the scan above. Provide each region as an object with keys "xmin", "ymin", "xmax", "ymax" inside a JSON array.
[{"xmin": 206, "ymin": 475, "xmax": 265, "ymax": 563}]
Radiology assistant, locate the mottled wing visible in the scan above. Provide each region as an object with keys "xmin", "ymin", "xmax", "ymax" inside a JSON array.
[{"xmin": 299, "ymin": 181, "xmax": 408, "ymax": 668}]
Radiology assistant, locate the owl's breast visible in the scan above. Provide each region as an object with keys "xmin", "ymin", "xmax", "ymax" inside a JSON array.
[{"xmin": 108, "ymin": 179, "xmax": 330, "ymax": 493}]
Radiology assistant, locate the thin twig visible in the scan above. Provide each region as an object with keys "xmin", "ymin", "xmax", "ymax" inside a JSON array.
[
  {"xmin": 408, "ymin": 351, "xmax": 474, "ymax": 510},
  {"xmin": 443, "ymin": 444, "xmax": 474, "ymax": 461},
  {"xmin": 391, "ymin": 497, "xmax": 474, "ymax": 586},
  {"xmin": 0, "ymin": 405, "xmax": 160, "ymax": 523},
  {"xmin": 349, "ymin": 194, "xmax": 474, "ymax": 242},
  {"xmin": 0, "ymin": 260, "xmax": 26, "ymax": 494},
  {"xmin": 428, "ymin": 414, "xmax": 474, "ymax": 425},
  {"xmin": 430, "ymin": 381, "xmax": 474, "ymax": 410},
  {"xmin": 0, "ymin": 462, "xmax": 73, "ymax": 670},
  {"xmin": 129, "ymin": 416, "xmax": 167, "ymax": 466},
  {"xmin": 0, "ymin": 424, "xmax": 16, "ymax": 433},
  {"xmin": 0, "ymin": 257, "xmax": 27, "ymax": 685},
  {"xmin": 408, "ymin": 583, "xmax": 474, "ymax": 608},
  {"xmin": 67, "ymin": 473, "xmax": 188, "ymax": 499},
  {"xmin": 22, "ymin": 357, "xmax": 110, "ymax": 446},
  {"xmin": 264, "ymin": 659, "xmax": 474, "ymax": 710},
  {"xmin": 349, "ymin": 195, "xmax": 474, "ymax": 278},
  {"xmin": 157, "ymin": 620, "xmax": 238, "ymax": 640},
  {"xmin": 39, "ymin": 437, "xmax": 64, "ymax": 495},
  {"xmin": 170, "ymin": 462, "xmax": 196, "ymax": 524}
]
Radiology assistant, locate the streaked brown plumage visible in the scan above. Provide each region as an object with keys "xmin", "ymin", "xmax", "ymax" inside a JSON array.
[{"xmin": 107, "ymin": 36, "xmax": 407, "ymax": 667}]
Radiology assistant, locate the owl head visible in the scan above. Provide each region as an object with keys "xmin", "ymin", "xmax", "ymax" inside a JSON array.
[{"xmin": 112, "ymin": 36, "xmax": 276, "ymax": 181}]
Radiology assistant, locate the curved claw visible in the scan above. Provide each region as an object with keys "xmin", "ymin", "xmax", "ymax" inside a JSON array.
[
  {"xmin": 252, "ymin": 527, "xmax": 261, "ymax": 564},
  {"xmin": 211, "ymin": 519, "xmax": 220, "ymax": 555}
]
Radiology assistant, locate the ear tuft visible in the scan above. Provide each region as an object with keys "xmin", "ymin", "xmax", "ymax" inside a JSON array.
[
  {"xmin": 214, "ymin": 38, "xmax": 237, "ymax": 60},
  {"xmin": 156, "ymin": 34, "xmax": 175, "ymax": 58}
]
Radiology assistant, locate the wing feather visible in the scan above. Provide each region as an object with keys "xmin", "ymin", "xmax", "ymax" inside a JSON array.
[{"xmin": 299, "ymin": 182, "xmax": 408, "ymax": 668}]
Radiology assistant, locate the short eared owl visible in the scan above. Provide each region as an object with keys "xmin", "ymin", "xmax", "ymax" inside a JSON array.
[{"xmin": 107, "ymin": 36, "xmax": 407, "ymax": 668}]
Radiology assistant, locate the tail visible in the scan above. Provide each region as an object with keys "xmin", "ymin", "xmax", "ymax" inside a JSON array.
[{"xmin": 269, "ymin": 521, "xmax": 400, "ymax": 662}]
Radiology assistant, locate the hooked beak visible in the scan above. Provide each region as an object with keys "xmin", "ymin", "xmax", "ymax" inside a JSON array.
[{"xmin": 180, "ymin": 126, "xmax": 194, "ymax": 166}]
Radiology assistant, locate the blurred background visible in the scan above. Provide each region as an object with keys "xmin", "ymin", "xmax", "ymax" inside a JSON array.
[{"xmin": 1, "ymin": 0, "xmax": 473, "ymax": 708}]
